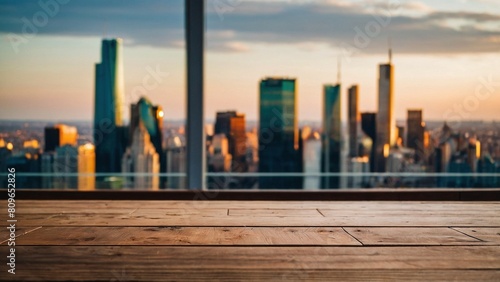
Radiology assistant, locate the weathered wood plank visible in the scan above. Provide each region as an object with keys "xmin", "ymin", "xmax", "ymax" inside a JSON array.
[
  {"xmin": 344, "ymin": 227, "xmax": 485, "ymax": 245},
  {"xmin": 14, "ymin": 207, "xmax": 136, "ymax": 214},
  {"xmin": 6, "ymin": 202, "xmax": 500, "ymax": 227},
  {"xmin": 3, "ymin": 269, "xmax": 500, "ymax": 281},
  {"xmin": 8, "ymin": 227, "xmax": 360, "ymax": 246},
  {"xmin": 228, "ymin": 209, "xmax": 323, "ymax": 217},
  {"xmin": 0, "ymin": 226, "xmax": 42, "ymax": 244},
  {"xmin": 13, "ymin": 206, "xmax": 227, "ymax": 216},
  {"xmin": 2, "ymin": 200, "xmax": 500, "ymax": 281},
  {"xmin": 133, "ymin": 208, "xmax": 228, "ymax": 217},
  {"xmin": 1, "ymin": 246, "xmax": 500, "ymax": 281},
  {"xmin": 319, "ymin": 209, "xmax": 500, "ymax": 217},
  {"xmin": 4, "ymin": 213, "xmax": 499, "ymax": 227},
  {"xmin": 453, "ymin": 228, "xmax": 500, "ymax": 244}
]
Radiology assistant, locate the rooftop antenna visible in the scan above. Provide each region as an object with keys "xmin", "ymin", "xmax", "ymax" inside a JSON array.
[
  {"xmin": 337, "ymin": 55, "xmax": 341, "ymax": 84},
  {"xmin": 102, "ymin": 19, "xmax": 108, "ymax": 39},
  {"xmin": 388, "ymin": 37, "xmax": 392, "ymax": 64}
]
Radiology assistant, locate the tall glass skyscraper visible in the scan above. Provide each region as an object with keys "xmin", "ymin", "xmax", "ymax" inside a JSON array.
[
  {"xmin": 258, "ymin": 78, "xmax": 303, "ymax": 189},
  {"xmin": 95, "ymin": 39, "xmax": 124, "ymax": 127},
  {"xmin": 375, "ymin": 59, "xmax": 395, "ymax": 172},
  {"xmin": 321, "ymin": 84, "xmax": 341, "ymax": 189},
  {"xmin": 348, "ymin": 85, "xmax": 359, "ymax": 158},
  {"xmin": 94, "ymin": 39, "xmax": 128, "ymax": 175}
]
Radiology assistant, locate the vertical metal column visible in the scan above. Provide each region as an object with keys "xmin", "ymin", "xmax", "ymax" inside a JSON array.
[{"xmin": 186, "ymin": 0, "xmax": 205, "ymax": 190}]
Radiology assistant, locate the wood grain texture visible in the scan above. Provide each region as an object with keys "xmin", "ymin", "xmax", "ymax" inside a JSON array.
[
  {"xmin": 2, "ymin": 200, "xmax": 500, "ymax": 281},
  {"xmin": 4, "ymin": 213, "xmax": 500, "ymax": 227},
  {"xmin": 228, "ymin": 208, "xmax": 323, "ymax": 217},
  {"xmin": 1, "ymin": 246, "xmax": 500, "ymax": 281},
  {"xmin": 2, "ymin": 269, "xmax": 500, "ymax": 282},
  {"xmin": 343, "ymin": 227, "xmax": 486, "ymax": 245},
  {"xmin": 453, "ymin": 228, "xmax": 500, "ymax": 244},
  {"xmin": 0, "ymin": 226, "xmax": 42, "ymax": 244},
  {"xmin": 318, "ymin": 208, "xmax": 500, "ymax": 217},
  {"xmin": 8, "ymin": 226, "xmax": 361, "ymax": 246}
]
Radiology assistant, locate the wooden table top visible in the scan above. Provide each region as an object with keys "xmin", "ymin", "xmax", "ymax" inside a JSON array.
[{"xmin": 1, "ymin": 200, "xmax": 499, "ymax": 281}]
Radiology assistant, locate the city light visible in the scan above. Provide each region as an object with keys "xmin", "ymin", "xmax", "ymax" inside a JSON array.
[
  {"xmin": 383, "ymin": 144, "xmax": 390, "ymax": 158},
  {"xmin": 83, "ymin": 143, "xmax": 94, "ymax": 151},
  {"xmin": 476, "ymin": 141, "xmax": 481, "ymax": 159},
  {"xmin": 23, "ymin": 139, "xmax": 39, "ymax": 148}
]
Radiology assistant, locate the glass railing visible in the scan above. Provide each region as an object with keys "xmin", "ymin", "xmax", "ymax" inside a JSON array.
[{"xmin": 1, "ymin": 172, "xmax": 499, "ymax": 190}]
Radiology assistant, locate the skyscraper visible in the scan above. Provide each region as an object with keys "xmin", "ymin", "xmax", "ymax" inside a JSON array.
[
  {"xmin": 122, "ymin": 122, "xmax": 160, "ymax": 190},
  {"xmin": 397, "ymin": 125, "xmax": 405, "ymax": 146},
  {"xmin": 361, "ymin": 112, "xmax": 377, "ymax": 173},
  {"xmin": 348, "ymin": 85, "xmax": 359, "ymax": 158},
  {"xmin": 407, "ymin": 109, "xmax": 425, "ymax": 162},
  {"xmin": 321, "ymin": 84, "xmax": 341, "ymax": 189},
  {"xmin": 122, "ymin": 97, "xmax": 162, "ymax": 190},
  {"xmin": 94, "ymin": 38, "xmax": 127, "ymax": 175},
  {"xmin": 78, "ymin": 144, "xmax": 95, "ymax": 191},
  {"xmin": 130, "ymin": 97, "xmax": 163, "ymax": 156},
  {"xmin": 42, "ymin": 124, "xmax": 78, "ymax": 189},
  {"xmin": 209, "ymin": 111, "xmax": 247, "ymax": 189},
  {"xmin": 6, "ymin": 152, "xmax": 41, "ymax": 189},
  {"xmin": 207, "ymin": 134, "xmax": 233, "ymax": 189},
  {"xmin": 129, "ymin": 97, "xmax": 165, "ymax": 186},
  {"xmin": 214, "ymin": 111, "xmax": 247, "ymax": 172},
  {"xmin": 95, "ymin": 39, "xmax": 124, "ymax": 128},
  {"xmin": 44, "ymin": 124, "xmax": 78, "ymax": 152},
  {"xmin": 165, "ymin": 134, "xmax": 186, "ymax": 189},
  {"xmin": 375, "ymin": 52, "xmax": 395, "ymax": 172},
  {"xmin": 258, "ymin": 78, "xmax": 303, "ymax": 189}
]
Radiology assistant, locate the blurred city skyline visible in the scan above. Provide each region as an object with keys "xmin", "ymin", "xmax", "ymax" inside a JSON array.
[{"xmin": 1, "ymin": 0, "xmax": 500, "ymax": 122}]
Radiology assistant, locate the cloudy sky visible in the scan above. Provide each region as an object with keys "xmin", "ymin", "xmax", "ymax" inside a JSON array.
[{"xmin": 0, "ymin": 0, "xmax": 499, "ymax": 123}]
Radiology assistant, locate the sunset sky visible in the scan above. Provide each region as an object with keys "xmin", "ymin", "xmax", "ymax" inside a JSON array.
[{"xmin": 0, "ymin": 0, "xmax": 499, "ymax": 123}]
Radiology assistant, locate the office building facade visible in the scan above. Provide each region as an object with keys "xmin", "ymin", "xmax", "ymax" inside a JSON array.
[
  {"xmin": 407, "ymin": 109, "xmax": 425, "ymax": 162},
  {"xmin": 44, "ymin": 124, "xmax": 78, "ymax": 152},
  {"xmin": 94, "ymin": 38, "xmax": 127, "ymax": 174},
  {"xmin": 130, "ymin": 97, "xmax": 165, "ymax": 186},
  {"xmin": 348, "ymin": 85, "xmax": 359, "ymax": 158},
  {"xmin": 321, "ymin": 84, "xmax": 341, "ymax": 188},
  {"xmin": 122, "ymin": 122, "xmax": 160, "ymax": 190},
  {"xmin": 258, "ymin": 78, "xmax": 303, "ymax": 189},
  {"xmin": 361, "ymin": 112, "xmax": 377, "ymax": 173},
  {"xmin": 78, "ymin": 144, "xmax": 96, "ymax": 191},
  {"xmin": 214, "ymin": 111, "xmax": 247, "ymax": 173},
  {"xmin": 375, "ymin": 62, "xmax": 395, "ymax": 172}
]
